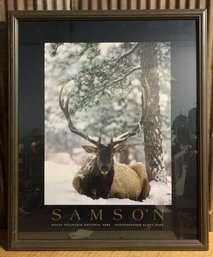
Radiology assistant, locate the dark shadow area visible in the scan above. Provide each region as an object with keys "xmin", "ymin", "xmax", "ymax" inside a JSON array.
[{"xmin": 0, "ymin": 229, "xmax": 7, "ymax": 250}]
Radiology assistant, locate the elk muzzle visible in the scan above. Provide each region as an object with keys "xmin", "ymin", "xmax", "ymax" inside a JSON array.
[{"xmin": 100, "ymin": 164, "xmax": 111, "ymax": 175}]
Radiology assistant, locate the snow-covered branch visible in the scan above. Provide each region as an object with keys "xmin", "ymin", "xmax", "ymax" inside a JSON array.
[
  {"xmin": 108, "ymin": 65, "xmax": 141, "ymax": 87},
  {"xmin": 78, "ymin": 65, "xmax": 142, "ymax": 109},
  {"xmin": 114, "ymin": 43, "xmax": 140, "ymax": 64}
]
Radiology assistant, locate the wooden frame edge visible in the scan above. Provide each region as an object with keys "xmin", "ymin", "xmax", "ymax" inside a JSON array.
[{"xmin": 7, "ymin": 9, "xmax": 209, "ymax": 251}]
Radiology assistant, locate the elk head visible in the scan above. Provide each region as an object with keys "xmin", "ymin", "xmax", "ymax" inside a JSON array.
[{"xmin": 82, "ymin": 137, "xmax": 128, "ymax": 175}]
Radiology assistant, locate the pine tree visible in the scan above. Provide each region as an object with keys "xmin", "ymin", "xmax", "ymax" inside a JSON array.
[{"xmin": 46, "ymin": 42, "xmax": 170, "ymax": 182}]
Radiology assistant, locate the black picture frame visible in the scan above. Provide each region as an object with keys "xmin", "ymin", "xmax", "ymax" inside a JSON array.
[{"xmin": 8, "ymin": 10, "xmax": 208, "ymax": 250}]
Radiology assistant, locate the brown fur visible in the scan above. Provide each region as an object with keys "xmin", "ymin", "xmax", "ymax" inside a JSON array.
[
  {"xmin": 73, "ymin": 157, "xmax": 151, "ymax": 201},
  {"xmin": 130, "ymin": 162, "xmax": 151, "ymax": 199},
  {"xmin": 109, "ymin": 162, "xmax": 151, "ymax": 201}
]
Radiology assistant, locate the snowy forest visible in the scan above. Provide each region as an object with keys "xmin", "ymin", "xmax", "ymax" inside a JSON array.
[{"xmin": 44, "ymin": 42, "xmax": 172, "ymax": 205}]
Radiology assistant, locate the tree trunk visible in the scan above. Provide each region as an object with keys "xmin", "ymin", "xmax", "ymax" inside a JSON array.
[{"xmin": 140, "ymin": 43, "xmax": 166, "ymax": 183}]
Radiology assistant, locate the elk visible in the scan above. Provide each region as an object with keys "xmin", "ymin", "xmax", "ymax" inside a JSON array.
[
  {"xmin": 71, "ymin": 137, "xmax": 151, "ymax": 201},
  {"xmin": 59, "ymin": 78, "xmax": 151, "ymax": 201}
]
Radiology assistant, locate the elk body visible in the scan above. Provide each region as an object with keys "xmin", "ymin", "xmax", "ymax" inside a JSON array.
[
  {"xmin": 72, "ymin": 140, "xmax": 151, "ymax": 201},
  {"xmin": 110, "ymin": 162, "xmax": 150, "ymax": 201}
]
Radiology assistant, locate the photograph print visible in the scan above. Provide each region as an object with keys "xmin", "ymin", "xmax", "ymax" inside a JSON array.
[{"xmin": 44, "ymin": 42, "xmax": 172, "ymax": 205}]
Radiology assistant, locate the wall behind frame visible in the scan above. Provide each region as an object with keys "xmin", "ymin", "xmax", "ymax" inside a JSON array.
[{"xmin": 0, "ymin": 0, "xmax": 212, "ymax": 230}]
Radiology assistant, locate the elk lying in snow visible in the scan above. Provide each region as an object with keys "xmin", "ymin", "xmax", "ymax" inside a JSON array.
[
  {"xmin": 59, "ymin": 79, "xmax": 151, "ymax": 201},
  {"xmin": 72, "ymin": 138, "xmax": 151, "ymax": 201}
]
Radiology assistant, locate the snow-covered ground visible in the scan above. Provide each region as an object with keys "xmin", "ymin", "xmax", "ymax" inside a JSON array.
[{"xmin": 45, "ymin": 160, "xmax": 172, "ymax": 205}]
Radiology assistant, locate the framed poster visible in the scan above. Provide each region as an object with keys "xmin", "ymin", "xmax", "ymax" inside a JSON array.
[{"xmin": 8, "ymin": 10, "xmax": 208, "ymax": 250}]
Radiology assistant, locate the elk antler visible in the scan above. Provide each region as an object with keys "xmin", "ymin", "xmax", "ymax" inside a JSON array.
[
  {"xmin": 59, "ymin": 84, "xmax": 98, "ymax": 146},
  {"xmin": 111, "ymin": 77, "xmax": 150, "ymax": 146},
  {"xmin": 59, "ymin": 76, "xmax": 150, "ymax": 147}
]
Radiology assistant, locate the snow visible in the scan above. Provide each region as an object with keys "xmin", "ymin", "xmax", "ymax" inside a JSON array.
[
  {"xmin": 99, "ymin": 43, "xmax": 122, "ymax": 56},
  {"xmin": 45, "ymin": 160, "xmax": 172, "ymax": 206}
]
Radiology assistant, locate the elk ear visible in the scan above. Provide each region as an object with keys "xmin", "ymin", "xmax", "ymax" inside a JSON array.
[
  {"xmin": 82, "ymin": 145, "xmax": 97, "ymax": 153},
  {"xmin": 114, "ymin": 144, "xmax": 128, "ymax": 153}
]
